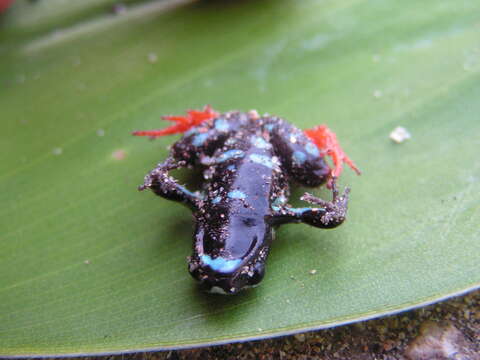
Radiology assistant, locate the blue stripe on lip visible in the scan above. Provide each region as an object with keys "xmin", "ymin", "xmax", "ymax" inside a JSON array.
[{"xmin": 200, "ymin": 255, "xmax": 242, "ymax": 273}]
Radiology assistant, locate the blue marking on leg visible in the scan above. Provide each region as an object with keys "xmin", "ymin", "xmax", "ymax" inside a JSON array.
[
  {"xmin": 289, "ymin": 207, "xmax": 311, "ymax": 214},
  {"xmin": 293, "ymin": 151, "xmax": 307, "ymax": 164},
  {"xmin": 214, "ymin": 118, "xmax": 229, "ymax": 132},
  {"xmin": 217, "ymin": 149, "xmax": 245, "ymax": 163},
  {"xmin": 288, "ymin": 207, "xmax": 324, "ymax": 214},
  {"xmin": 225, "ymin": 138, "xmax": 237, "ymax": 146},
  {"xmin": 272, "ymin": 195, "xmax": 287, "ymax": 206},
  {"xmin": 251, "ymin": 136, "xmax": 271, "ymax": 149},
  {"xmin": 249, "ymin": 153, "xmax": 276, "ymax": 169},
  {"xmin": 192, "ymin": 133, "xmax": 209, "ymax": 147},
  {"xmin": 177, "ymin": 185, "xmax": 204, "ymax": 200},
  {"xmin": 264, "ymin": 124, "xmax": 275, "ymax": 131},
  {"xmin": 185, "ymin": 127, "xmax": 199, "ymax": 136},
  {"xmin": 201, "ymin": 255, "xmax": 242, "ymax": 273},
  {"xmin": 305, "ymin": 142, "xmax": 320, "ymax": 157},
  {"xmin": 212, "ymin": 196, "xmax": 222, "ymax": 204},
  {"xmin": 228, "ymin": 190, "xmax": 247, "ymax": 200}
]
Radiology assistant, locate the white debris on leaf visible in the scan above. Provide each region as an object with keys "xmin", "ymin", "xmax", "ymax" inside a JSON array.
[
  {"xmin": 52, "ymin": 147, "xmax": 63, "ymax": 155},
  {"xmin": 148, "ymin": 53, "xmax": 158, "ymax": 63},
  {"xmin": 390, "ymin": 126, "xmax": 411, "ymax": 143}
]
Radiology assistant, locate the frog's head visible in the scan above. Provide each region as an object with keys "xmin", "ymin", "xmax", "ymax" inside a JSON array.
[{"xmin": 188, "ymin": 215, "xmax": 272, "ymax": 295}]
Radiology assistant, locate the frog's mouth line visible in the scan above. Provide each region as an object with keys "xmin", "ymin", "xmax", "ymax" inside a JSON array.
[
  {"xmin": 190, "ymin": 255, "xmax": 266, "ymax": 295},
  {"xmin": 207, "ymin": 282, "xmax": 260, "ymax": 295}
]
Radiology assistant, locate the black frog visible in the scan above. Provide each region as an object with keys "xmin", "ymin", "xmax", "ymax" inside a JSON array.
[{"xmin": 134, "ymin": 106, "xmax": 360, "ymax": 294}]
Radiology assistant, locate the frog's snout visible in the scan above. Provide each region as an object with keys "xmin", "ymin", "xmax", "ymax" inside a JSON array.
[{"xmin": 188, "ymin": 257, "xmax": 265, "ymax": 295}]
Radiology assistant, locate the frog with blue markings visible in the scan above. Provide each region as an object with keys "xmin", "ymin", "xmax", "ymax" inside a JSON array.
[{"xmin": 134, "ymin": 106, "xmax": 360, "ymax": 295}]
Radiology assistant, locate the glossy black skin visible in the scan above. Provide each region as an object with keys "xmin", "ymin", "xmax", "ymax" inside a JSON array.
[{"xmin": 140, "ymin": 111, "xmax": 350, "ymax": 294}]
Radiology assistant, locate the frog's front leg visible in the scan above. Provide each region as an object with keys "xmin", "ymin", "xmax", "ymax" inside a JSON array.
[
  {"xmin": 139, "ymin": 156, "xmax": 202, "ymax": 211},
  {"xmin": 272, "ymin": 181, "xmax": 349, "ymax": 229}
]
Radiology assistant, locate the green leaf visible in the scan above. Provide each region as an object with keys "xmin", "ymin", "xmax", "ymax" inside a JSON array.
[{"xmin": 1, "ymin": 0, "xmax": 479, "ymax": 356}]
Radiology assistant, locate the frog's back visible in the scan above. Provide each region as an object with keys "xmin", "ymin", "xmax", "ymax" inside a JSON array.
[{"xmin": 200, "ymin": 131, "xmax": 282, "ymax": 258}]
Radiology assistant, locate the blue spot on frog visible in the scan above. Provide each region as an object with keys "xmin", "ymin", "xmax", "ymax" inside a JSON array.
[{"xmin": 134, "ymin": 107, "xmax": 360, "ymax": 294}]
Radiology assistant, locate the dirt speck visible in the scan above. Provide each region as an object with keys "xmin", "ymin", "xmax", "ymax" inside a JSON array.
[
  {"xmin": 112, "ymin": 149, "xmax": 127, "ymax": 160},
  {"xmin": 112, "ymin": 3, "xmax": 127, "ymax": 15},
  {"xmin": 148, "ymin": 53, "xmax": 158, "ymax": 63},
  {"xmin": 294, "ymin": 333, "xmax": 306, "ymax": 342}
]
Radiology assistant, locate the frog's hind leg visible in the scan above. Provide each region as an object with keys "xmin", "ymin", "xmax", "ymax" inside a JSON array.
[
  {"xmin": 272, "ymin": 179, "xmax": 349, "ymax": 229},
  {"xmin": 140, "ymin": 157, "xmax": 203, "ymax": 211}
]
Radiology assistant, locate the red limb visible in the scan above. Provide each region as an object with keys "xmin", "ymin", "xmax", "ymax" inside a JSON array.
[
  {"xmin": 132, "ymin": 105, "xmax": 219, "ymax": 138},
  {"xmin": 304, "ymin": 125, "xmax": 361, "ymax": 186},
  {"xmin": 0, "ymin": 0, "xmax": 14, "ymax": 13}
]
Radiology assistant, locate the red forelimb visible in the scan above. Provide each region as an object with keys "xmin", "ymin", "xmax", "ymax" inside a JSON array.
[
  {"xmin": 304, "ymin": 125, "xmax": 361, "ymax": 184},
  {"xmin": 133, "ymin": 105, "xmax": 218, "ymax": 138}
]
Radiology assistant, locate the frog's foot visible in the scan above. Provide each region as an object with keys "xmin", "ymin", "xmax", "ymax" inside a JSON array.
[
  {"xmin": 300, "ymin": 180, "xmax": 350, "ymax": 227},
  {"xmin": 139, "ymin": 157, "xmax": 178, "ymax": 190},
  {"xmin": 132, "ymin": 105, "xmax": 218, "ymax": 138},
  {"xmin": 304, "ymin": 125, "xmax": 360, "ymax": 187},
  {"xmin": 271, "ymin": 178, "xmax": 349, "ymax": 228},
  {"xmin": 139, "ymin": 157, "xmax": 201, "ymax": 210}
]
